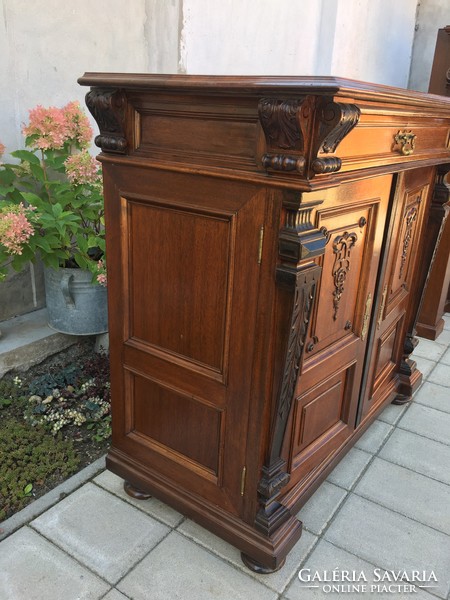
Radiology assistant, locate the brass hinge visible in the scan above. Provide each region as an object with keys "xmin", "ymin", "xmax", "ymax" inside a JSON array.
[
  {"xmin": 257, "ymin": 226, "xmax": 264, "ymax": 265},
  {"xmin": 240, "ymin": 466, "xmax": 247, "ymax": 496}
]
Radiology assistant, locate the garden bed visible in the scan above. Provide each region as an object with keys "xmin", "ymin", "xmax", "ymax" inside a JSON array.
[{"xmin": 0, "ymin": 340, "xmax": 110, "ymax": 522}]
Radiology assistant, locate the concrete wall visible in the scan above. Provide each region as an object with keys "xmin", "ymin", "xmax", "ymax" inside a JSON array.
[{"xmin": 409, "ymin": 0, "xmax": 450, "ymax": 91}]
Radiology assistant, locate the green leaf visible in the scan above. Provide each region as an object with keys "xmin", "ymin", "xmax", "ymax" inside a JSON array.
[
  {"xmin": 30, "ymin": 163, "xmax": 45, "ymax": 182},
  {"xmin": 11, "ymin": 150, "xmax": 40, "ymax": 165},
  {"xmin": 23, "ymin": 483, "xmax": 33, "ymax": 496}
]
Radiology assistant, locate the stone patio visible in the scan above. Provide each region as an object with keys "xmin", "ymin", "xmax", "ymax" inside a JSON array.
[{"xmin": 0, "ymin": 315, "xmax": 449, "ymax": 600}]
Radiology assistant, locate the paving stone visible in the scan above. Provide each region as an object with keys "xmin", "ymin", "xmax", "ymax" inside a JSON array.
[
  {"xmin": 379, "ymin": 428, "xmax": 450, "ymax": 486},
  {"xmin": 355, "ymin": 420, "xmax": 393, "ymax": 453},
  {"xmin": 102, "ymin": 590, "xmax": 130, "ymax": 600},
  {"xmin": 0, "ymin": 527, "xmax": 109, "ymax": 600},
  {"xmin": 413, "ymin": 337, "xmax": 447, "ymax": 361},
  {"xmin": 441, "ymin": 347, "xmax": 450, "ymax": 366},
  {"xmin": 413, "ymin": 356, "xmax": 438, "ymax": 380},
  {"xmin": 377, "ymin": 402, "xmax": 408, "ymax": 425},
  {"xmin": 398, "ymin": 403, "xmax": 450, "ymax": 446},
  {"xmin": 427, "ymin": 363, "xmax": 450, "ymax": 387},
  {"xmin": 94, "ymin": 469, "xmax": 184, "ymax": 527},
  {"xmin": 178, "ymin": 518, "xmax": 317, "ymax": 593},
  {"xmin": 324, "ymin": 495, "xmax": 450, "ymax": 599},
  {"xmin": 413, "ymin": 381, "xmax": 450, "ymax": 413},
  {"xmin": 284, "ymin": 539, "xmax": 437, "ymax": 599},
  {"xmin": 435, "ymin": 328, "xmax": 450, "ymax": 345},
  {"xmin": 355, "ymin": 458, "xmax": 450, "ymax": 535},
  {"xmin": 443, "ymin": 313, "xmax": 450, "ymax": 331},
  {"xmin": 31, "ymin": 482, "xmax": 169, "ymax": 584},
  {"xmin": 327, "ymin": 447, "xmax": 372, "ymax": 490},
  {"xmin": 118, "ymin": 531, "xmax": 278, "ymax": 600},
  {"xmin": 297, "ymin": 481, "xmax": 347, "ymax": 535}
]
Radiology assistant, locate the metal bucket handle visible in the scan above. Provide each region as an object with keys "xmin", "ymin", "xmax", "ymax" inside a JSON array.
[{"xmin": 60, "ymin": 272, "xmax": 75, "ymax": 307}]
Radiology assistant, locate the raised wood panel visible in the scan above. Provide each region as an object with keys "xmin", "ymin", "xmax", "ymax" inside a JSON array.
[
  {"xmin": 129, "ymin": 370, "xmax": 223, "ymax": 477},
  {"xmin": 127, "ymin": 199, "xmax": 234, "ymax": 374}
]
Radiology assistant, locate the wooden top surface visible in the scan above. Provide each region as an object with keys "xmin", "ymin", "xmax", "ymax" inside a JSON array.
[{"xmin": 78, "ymin": 73, "xmax": 450, "ymax": 109}]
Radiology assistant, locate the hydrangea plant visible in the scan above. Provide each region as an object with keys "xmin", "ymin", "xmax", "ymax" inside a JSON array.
[{"xmin": 0, "ymin": 102, "xmax": 106, "ymax": 284}]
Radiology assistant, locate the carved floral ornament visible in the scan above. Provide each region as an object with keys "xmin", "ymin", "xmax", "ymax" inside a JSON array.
[{"xmin": 258, "ymin": 97, "xmax": 361, "ymax": 176}]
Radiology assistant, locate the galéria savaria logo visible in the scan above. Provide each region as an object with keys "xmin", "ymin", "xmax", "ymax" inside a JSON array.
[{"xmin": 297, "ymin": 568, "xmax": 438, "ymax": 594}]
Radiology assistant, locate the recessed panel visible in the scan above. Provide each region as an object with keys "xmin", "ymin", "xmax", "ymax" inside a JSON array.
[
  {"xmin": 128, "ymin": 200, "xmax": 232, "ymax": 372},
  {"xmin": 131, "ymin": 371, "xmax": 222, "ymax": 475}
]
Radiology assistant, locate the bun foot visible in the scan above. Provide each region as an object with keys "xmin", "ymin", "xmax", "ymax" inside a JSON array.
[
  {"xmin": 241, "ymin": 552, "xmax": 285, "ymax": 574},
  {"xmin": 392, "ymin": 394, "xmax": 411, "ymax": 405},
  {"xmin": 123, "ymin": 481, "xmax": 152, "ymax": 500}
]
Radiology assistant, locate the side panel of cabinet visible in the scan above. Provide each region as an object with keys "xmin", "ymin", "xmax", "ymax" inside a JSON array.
[
  {"xmin": 359, "ymin": 167, "xmax": 435, "ymax": 420},
  {"xmin": 103, "ymin": 165, "xmax": 267, "ymax": 516},
  {"xmin": 282, "ymin": 175, "xmax": 392, "ymax": 489}
]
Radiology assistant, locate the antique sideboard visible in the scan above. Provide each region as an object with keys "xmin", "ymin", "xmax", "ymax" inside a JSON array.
[{"xmin": 79, "ymin": 73, "xmax": 450, "ymax": 572}]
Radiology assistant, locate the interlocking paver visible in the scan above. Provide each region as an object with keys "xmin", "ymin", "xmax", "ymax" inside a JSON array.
[
  {"xmin": 324, "ymin": 495, "xmax": 450, "ymax": 599},
  {"xmin": 178, "ymin": 518, "xmax": 317, "ymax": 593},
  {"xmin": 327, "ymin": 447, "xmax": 372, "ymax": 489},
  {"xmin": 117, "ymin": 531, "xmax": 278, "ymax": 600},
  {"xmin": 355, "ymin": 420, "xmax": 393, "ymax": 453},
  {"xmin": 284, "ymin": 538, "xmax": 437, "ymax": 599},
  {"xmin": 355, "ymin": 457, "xmax": 450, "ymax": 535},
  {"xmin": 398, "ymin": 403, "xmax": 450, "ymax": 445},
  {"xmin": 414, "ymin": 381, "xmax": 450, "ymax": 413},
  {"xmin": 379, "ymin": 427, "xmax": 450, "ymax": 486},
  {"xmin": 297, "ymin": 481, "xmax": 347, "ymax": 535},
  {"xmin": 94, "ymin": 469, "xmax": 184, "ymax": 527},
  {"xmin": 0, "ymin": 527, "xmax": 109, "ymax": 600},
  {"xmin": 31, "ymin": 482, "xmax": 169, "ymax": 584}
]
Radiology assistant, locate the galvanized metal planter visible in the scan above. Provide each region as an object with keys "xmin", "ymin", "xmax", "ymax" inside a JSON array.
[{"xmin": 44, "ymin": 267, "xmax": 108, "ymax": 335}]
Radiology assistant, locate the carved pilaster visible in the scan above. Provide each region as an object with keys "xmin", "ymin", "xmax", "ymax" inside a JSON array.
[
  {"xmin": 85, "ymin": 88, "xmax": 128, "ymax": 154},
  {"xmin": 255, "ymin": 192, "xmax": 325, "ymax": 537}
]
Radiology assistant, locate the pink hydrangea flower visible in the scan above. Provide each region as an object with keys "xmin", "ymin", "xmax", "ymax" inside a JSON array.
[
  {"xmin": 96, "ymin": 259, "xmax": 107, "ymax": 286},
  {"xmin": 22, "ymin": 105, "xmax": 69, "ymax": 150},
  {"xmin": 0, "ymin": 142, "xmax": 5, "ymax": 157},
  {"xmin": 65, "ymin": 152, "xmax": 101, "ymax": 186},
  {"xmin": 63, "ymin": 101, "xmax": 93, "ymax": 148},
  {"xmin": 0, "ymin": 203, "xmax": 35, "ymax": 255}
]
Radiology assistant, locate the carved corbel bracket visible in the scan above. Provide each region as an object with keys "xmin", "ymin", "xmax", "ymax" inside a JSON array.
[
  {"xmin": 316, "ymin": 100, "xmax": 361, "ymax": 154},
  {"xmin": 259, "ymin": 97, "xmax": 306, "ymax": 174},
  {"xmin": 258, "ymin": 96, "xmax": 360, "ymax": 177},
  {"xmin": 85, "ymin": 87, "xmax": 128, "ymax": 154}
]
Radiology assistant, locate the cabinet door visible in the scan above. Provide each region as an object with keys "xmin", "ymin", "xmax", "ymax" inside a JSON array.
[
  {"xmin": 285, "ymin": 175, "xmax": 392, "ymax": 486},
  {"xmin": 359, "ymin": 167, "xmax": 434, "ymax": 420},
  {"xmin": 105, "ymin": 166, "xmax": 266, "ymax": 516}
]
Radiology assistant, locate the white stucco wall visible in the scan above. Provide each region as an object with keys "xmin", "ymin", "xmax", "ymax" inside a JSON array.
[
  {"xmin": 0, "ymin": 0, "xmax": 150, "ymax": 157},
  {"xmin": 409, "ymin": 0, "xmax": 450, "ymax": 91},
  {"xmin": 177, "ymin": 0, "xmax": 418, "ymax": 87}
]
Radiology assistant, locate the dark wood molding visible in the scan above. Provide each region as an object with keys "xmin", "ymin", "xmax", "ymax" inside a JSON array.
[{"xmin": 316, "ymin": 100, "xmax": 361, "ymax": 154}]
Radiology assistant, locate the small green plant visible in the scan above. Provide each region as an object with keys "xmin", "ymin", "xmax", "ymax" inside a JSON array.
[
  {"xmin": 23, "ymin": 351, "xmax": 111, "ymax": 437},
  {"xmin": 0, "ymin": 419, "xmax": 79, "ymax": 521}
]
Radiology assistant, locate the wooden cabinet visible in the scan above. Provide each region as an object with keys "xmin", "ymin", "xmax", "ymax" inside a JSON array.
[
  {"xmin": 416, "ymin": 26, "xmax": 450, "ymax": 339},
  {"xmin": 79, "ymin": 74, "xmax": 450, "ymax": 572}
]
